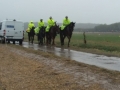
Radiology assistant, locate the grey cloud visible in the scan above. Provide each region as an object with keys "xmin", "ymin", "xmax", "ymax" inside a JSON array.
[{"xmin": 0, "ymin": 0, "xmax": 120, "ymax": 24}]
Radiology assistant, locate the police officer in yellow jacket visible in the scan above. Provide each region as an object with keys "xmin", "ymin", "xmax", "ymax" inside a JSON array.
[
  {"xmin": 38, "ymin": 19, "xmax": 45, "ymax": 29},
  {"xmin": 46, "ymin": 16, "xmax": 55, "ymax": 32},
  {"xmin": 26, "ymin": 21, "xmax": 35, "ymax": 33},
  {"xmin": 26, "ymin": 21, "xmax": 35, "ymax": 42},
  {"xmin": 61, "ymin": 16, "xmax": 70, "ymax": 30}
]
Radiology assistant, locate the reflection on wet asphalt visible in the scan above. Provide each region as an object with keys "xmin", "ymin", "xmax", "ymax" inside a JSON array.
[{"xmin": 22, "ymin": 42, "xmax": 120, "ymax": 71}]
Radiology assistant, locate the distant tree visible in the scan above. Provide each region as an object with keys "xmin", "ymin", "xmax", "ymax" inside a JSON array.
[{"xmin": 94, "ymin": 22, "xmax": 120, "ymax": 32}]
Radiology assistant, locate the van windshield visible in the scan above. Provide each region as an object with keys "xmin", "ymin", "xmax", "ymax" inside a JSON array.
[{"xmin": 0, "ymin": 22, "xmax": 2, "ymax": 30}]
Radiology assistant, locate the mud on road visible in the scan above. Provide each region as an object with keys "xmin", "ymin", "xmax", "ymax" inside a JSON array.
[{"xmin": 0, "ymin": 44, "xmax": 120, "ymax": 90}]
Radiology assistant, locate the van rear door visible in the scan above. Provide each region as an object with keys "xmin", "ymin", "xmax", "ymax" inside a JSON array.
[
  {"xmin": 14, "ymin": 21, "xmax": 24, "ymax": 38},
  {"xmin": 5, "ymin": 21, "xmax": 15, "ymax": 37}
]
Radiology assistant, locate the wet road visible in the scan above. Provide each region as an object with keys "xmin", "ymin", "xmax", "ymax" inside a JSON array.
[{"xmin": 22, "ymin": 42, "xmax": 120, "ymax": 71}]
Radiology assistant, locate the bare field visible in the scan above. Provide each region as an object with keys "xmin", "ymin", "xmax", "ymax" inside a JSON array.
[{"xmin": 0, "ymin": 44, "xmax": 120, "ymax": 90}]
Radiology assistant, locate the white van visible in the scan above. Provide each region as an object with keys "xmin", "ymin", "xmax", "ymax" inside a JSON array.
[{"xmin": 0, "ymin": 19, "xmax": 24, "ymax": 44}]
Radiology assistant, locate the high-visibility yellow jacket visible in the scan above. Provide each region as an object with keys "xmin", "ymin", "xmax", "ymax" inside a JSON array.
[
  {"xmin": 38, "ymin": 21, "xmax": 44, "ymax": 28},
  {"xmin": 48, "ymin": 19, "xmax": 55, "ymax": 27},
  {"xmin": 28, "ymin": 23, "xmax": 34, "ymax": 29},
  {"xmin": 63, "ymin": 18, "xmax": 70, "ymax": 26},
  {"xmin": 34, "ymin": 27, "xmax": 39, "ymax": 34},
  {"xmin": 26, "ymin": 28, "xmax": 30, "ymax": 33}
]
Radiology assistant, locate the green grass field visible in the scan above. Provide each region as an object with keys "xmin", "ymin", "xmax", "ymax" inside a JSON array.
[
  {"xmin": 55, "ymin": 32, "xmax": 120, "ymax": 51},
  {"xmin": 24, "ymin": 32, "xmax": 120, "ymax": 56}
]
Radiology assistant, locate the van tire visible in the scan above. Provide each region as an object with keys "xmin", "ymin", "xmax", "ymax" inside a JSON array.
[
  {"xmin": 2, "ymin": 40, "xmax": 5, "ymax": 44},
  {"xmin": 13, "ymin": 41, "xmax": 15, "ymax": 44},
  {"xmin": 7, "ymin": 41, "xmax": 10, "ymax": 44},
  {"xmin": 19, "ymin": 40, "xmax": 22, "ymax": 45},
  {"xmin": 2, "ymin": 38, "xmax": 5, "ymax": 44}
]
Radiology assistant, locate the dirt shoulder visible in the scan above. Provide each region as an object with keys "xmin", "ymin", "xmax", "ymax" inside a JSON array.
[{"xmin": 0, "ymin": 44, "xmax": 120, "ymax": 90}]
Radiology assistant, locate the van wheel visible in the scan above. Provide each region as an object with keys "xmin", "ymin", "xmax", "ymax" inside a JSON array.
[
  {"xmin": 2, "ymin": 38, "xmax": 5, "ymax": 44},
  {"xmin": 2, "ymin": 40, "xmax": 5, "ymax": 44},
  {"xmin": 19, "ymin": 40, "xmax": 22, "ymax": 45},
  {"xmin": 13, "ymin": 41, "xmax": 15, "ymax": 44},
  {"xmin": 7, "ymin": 41, "xmax": 10, "ymax": 44}
]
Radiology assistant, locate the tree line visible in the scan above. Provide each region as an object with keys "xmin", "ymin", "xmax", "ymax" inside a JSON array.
[
  {"xmin": 74, "ymin": 22, "xmax": 120, "ymax": 32},
  {"xmin": 24, "ymin": 22, "xmax": 120, "ymax": 32}
]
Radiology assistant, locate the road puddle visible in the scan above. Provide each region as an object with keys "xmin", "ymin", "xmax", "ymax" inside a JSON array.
[{"xmin": 22, "ymin": 42, "xmax": 120, "ymax": 71}]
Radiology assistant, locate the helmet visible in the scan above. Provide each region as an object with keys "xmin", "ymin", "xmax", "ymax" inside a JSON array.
[
  {"xmin": 65, "ymin": 16, "xmax": 68, "ymax": 18},
  {"xmin": 30, "ymin": 21, "xmax": 33, "ymax": 23}
]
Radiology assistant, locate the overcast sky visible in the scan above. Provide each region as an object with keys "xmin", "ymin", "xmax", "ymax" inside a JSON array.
[{"xmin": 0, "ymin": 0, "xmax": 120, "ymax": 24}]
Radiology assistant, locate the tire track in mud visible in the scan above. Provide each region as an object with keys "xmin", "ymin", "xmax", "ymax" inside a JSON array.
[{"xmin": 8, "ymin": 46, "xmax": 120, "ymax": 90}]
